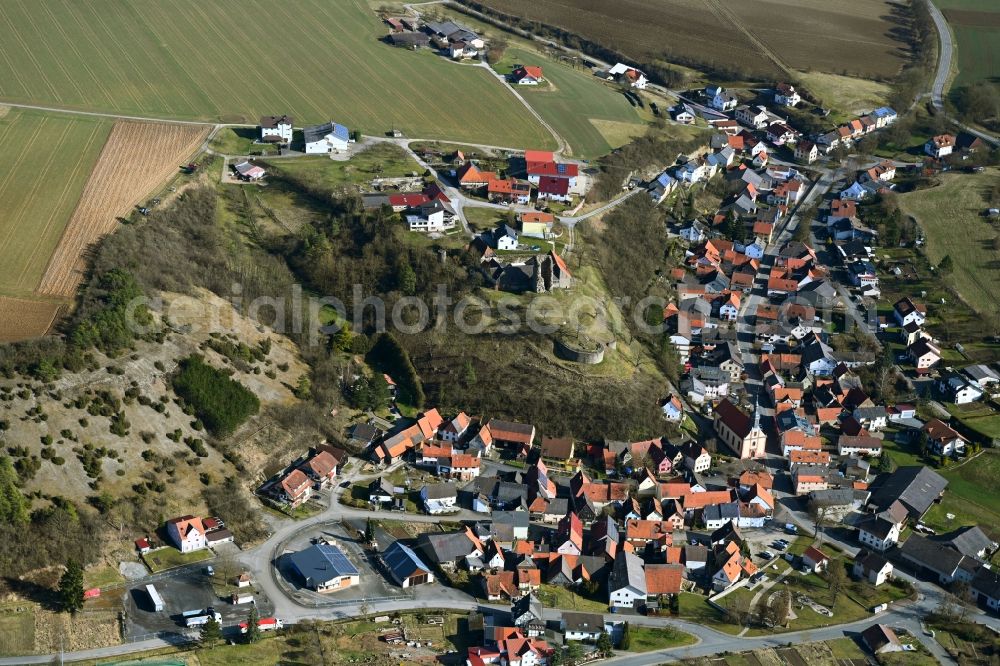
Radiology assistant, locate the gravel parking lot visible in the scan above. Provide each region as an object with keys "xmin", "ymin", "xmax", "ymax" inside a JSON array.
[{"xmin": 125, "ymin": 566, "xmax": 274, "ymax": 637}]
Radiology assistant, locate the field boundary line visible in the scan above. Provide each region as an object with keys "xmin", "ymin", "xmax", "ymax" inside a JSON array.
[
  {"xmin": 20, "ymin": 121, "xmax": 109, "ymax": 290},
  {"xmin": 4, "ymin": 121, "xmax": 75, "ymax": 290},
  {"xmin": 702, "ymin": 0, "xmax": 794, "ymax": 78}
]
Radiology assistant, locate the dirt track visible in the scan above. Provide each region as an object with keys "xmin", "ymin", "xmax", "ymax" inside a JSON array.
[{"xmin": 37, "ymin": 121, "xmax": 208, "ymax": 298}]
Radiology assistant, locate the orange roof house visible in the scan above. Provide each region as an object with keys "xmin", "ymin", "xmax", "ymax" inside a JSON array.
[
  {"xmin": 279, "ymin": 469, "xmax": 313, "ymax": 506},
  {"xmin": 645, "ymin": 564, "xmax": 684, "ymax": 595}
]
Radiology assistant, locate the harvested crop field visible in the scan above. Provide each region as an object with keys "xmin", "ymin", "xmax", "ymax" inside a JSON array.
[
  {"xmin": 38, "ymin": 121, "xmax": 208, "ymax": 298},
  {"xmin": 0, "ymin": 108, "xmax": 110, "ymax": 297},
  {"xmin": 468, "ymin": 0, "xmax": 909, "ymax": 80},
  {"xmin": 0, "ymin": 0, "xmax": 553, "ymax": 147},
  {"xmin": 0, "ymin": 296, "xmax": 62, "ymax": 342}
]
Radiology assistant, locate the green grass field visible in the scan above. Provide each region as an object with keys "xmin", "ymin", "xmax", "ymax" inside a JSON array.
[
  {"xmin": 952, "ymin": 25, "xmax": 1000, "ymax": 89},
  {"xmin": 627, "ymin": 625, "xmax": 697, "ymax": 651},
  {"xmin": 142, "ymin": 547, "xmax": 212, "ymax": 573},
  {"xmin": 935, "ymin": 0, "xmax": 1000, "ymax": 88},
  {"xmin": 266, "ymin": 143, "xmax": 423, "ymax": 190},
  {"xmin": 492, "ymin": 48, "xmax": 646, "ymax": 159},
  {"xmin": 897, "ymin": 168, "xmax": 1000, "ymax": 315},
  {"xmin": 0, "ymin": 605, "xmax": 34, "ymax": 656},
  {"xmin": 920, "ymin": 451, "xmax": 1000, "ymax": 539},
  {"xmin": 0, "ymin": 108, "xmax": 110, "ymax": 298},
  {"xmin": 0, "ymin": 0, "xmax": 553, "ymax": 148}
]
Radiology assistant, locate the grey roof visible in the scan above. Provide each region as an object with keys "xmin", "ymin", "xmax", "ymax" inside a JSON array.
[
  {"xmin": 382, "ymin": 540, "xmax": 432, "ymax": 583},
  {"xmin": 494, "ymin": 510, "xmax": 530, "ymax": 528},
  {"xmin": 609, "ymin": 551, "xmax": 646, "ymax": 595},
  {"xmin": 710, "ymin": 520, "xmax": 741, "ymax": 544},
  {"xmin": 856, "ymin": 513, "xmax": 896, "ymax": 540},
  {"xmin": 418, "ymin": 530, "xmax": 477, "ymax": 564},
  {"xmin": 899, "ymin": 533, "xmax": 965, "ymax": 575},
  {"xmin": 869, "ymin": 466, "xmax": 948, "ymax": 519},
  {"xmin": 854, "ymin": 406, "xmax": 887, "ymax": 421},
  {"xmin": 369, "ymin": 477, "xmax": 395, "ymax": 496},
  {"xmin": 289, "ymin": 544, "xmax": 359, "ymax": 587},
  {"xmin": 512, "ymin": 594, "xmax": 543, "ymax": 625},
  {"xmin": 854, "ymin": 549, "xmax": 890, "ymax": 573},
  {"xmin": 972, "ymin": 567, "xmax": 1000, "ymax": 600},
  {"xmin": 684, "ymin": 544, "xmax": 708, "ymax": 563},
  {"xmin": 965, "ymin": 364, "xmax": 1000, "ymax": 383},
  {"xmin": 544, "ymin": 497, "xmax": 569, "ymax": 516},
  {"xmin": 303, "ymin": 121, "xmax": 349, "ymax": 144},
  {"xmin": 938, "ymin": 525, "xmax": 994, "ymax": 559},
  {"xmin": 421, "ymin": 482, "xmax": 457, "ymax": 500},
  {"xmin": 562, "ymin": 611, "xmax": 605, "ymax": 633},
  {"xmin": 809, "ymin": 488, "xmax": 868, "ymax": 508}
]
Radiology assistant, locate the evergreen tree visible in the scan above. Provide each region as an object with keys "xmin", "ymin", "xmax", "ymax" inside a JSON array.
[
  {"xmin": 619, "ymin": 622, "xmax": 631, "ymax": 650},
  {"xmin": 463, "ymin": 360, "xmax": 477, "ymax": 386},
  {"xmin": 245, "ymin": 605, "xmax": 261, "ymax": 643},
  {"xmin": 333, "ymin": 325, "xmax": 353, "ymax": 352},
  {"xmin": 0, "ymin": 456, "xmax": 29, "ymax": 525},
  {"xmin": 565, "ymin": 642, "xmax": 584, "ymax": 666},
  {"xmin": 596, "ymin": 632, "xmax": 613, "ymax": 657},
  {"xmin": 938, "ymin": 254, "xmax": 954, "ymax": 274},
  {"xmin": 200, "ymin": 616, "xmax": 222, "ymax": 648},
  {"xmin": 58, "ymin": 560, "xmax": 85, "ymax": 613},
  {"xmin": 398, "ymin": 263, "xmax": 417, "ymax": 296}
]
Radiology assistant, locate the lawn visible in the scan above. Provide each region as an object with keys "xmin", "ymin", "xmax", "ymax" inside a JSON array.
[
  {"xmin": 0, "ymin": 605, "xmax": 34, "ymax": 657},
  {"xmin": 0, "ymin": 108, "xmax": 110, "ymax": 298},
  {"xmin": 0, "ymin": 0, "xmax": 553, "ymax": 148},
  {"xmin": 896, "ymin": 168, "xmax": 1000, "ymax": 316},
  {"xmin": 626, "ymin": 625, "xmax": 697, "ymax": 652},
  {"xmin": 263, "ymin": 143, "xmax": 424, "ymax": 191},
  {"xmin": 920, "ymin": 450, "xmax": 1000, "ymax": 539},
  {"xmin": 491, "ymin": 47, "xmax": 646, "ymax": 159},
  {"xmin": 209, "ymin": 127, "xmax": 280, "ymax": 157},
  {"xmin": 676, "ymin": 592, "xmax": 742, "ymax": 635},
  {"xmin": 796, "ymin": 71, "xmax": 890, "ymax": 118},
  {"xmin": 83, "ymin": 565, "xmax": 125, "ymax": 590},
  {"xmin": 537, "ymin": 584, "xmax": 608, "ymax": 613},
  {"xmin": 142, "ymin": 547, "xmax": 212, "ymax": 573}
]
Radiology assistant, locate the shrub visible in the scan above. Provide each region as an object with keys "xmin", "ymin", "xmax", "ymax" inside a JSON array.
[{"xmin": 171, "ymin": 355, "xmax": 259, "ymax": 437}]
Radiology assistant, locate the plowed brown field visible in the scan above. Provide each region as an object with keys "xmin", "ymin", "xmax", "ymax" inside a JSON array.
[
  {"xmin": 37, "ymin": 121, "xmax": 208, "ymax": 298},
  {"xmin": 0, "ymin": 296, "xmax": 61, "ymax": 342}
]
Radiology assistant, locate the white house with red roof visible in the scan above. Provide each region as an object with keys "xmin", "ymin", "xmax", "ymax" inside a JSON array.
[
  {"xmin": 801, "ymin": 546, "xmax": 830, "ymax": 573},
  {"xmin": 511, "ymin": 65, "xmax": 544, "ymax": 85},
  {"xmin": 440, "ymin": 411, "xmax": 472, "ymax": 443},
  {"xmin": 524, "ymin": 151, "xmax": 578, "ymax": 187},
  {"xmin": 166, "ymin": 515, "xmax": 208, "ymax": 553},
  {"xmin": 608, "ymin": 63, "xmax": 648, "ymax": 89},
  {"xmin": 278, "ymin": 468, "xmax": 314, "ymax": 507}
]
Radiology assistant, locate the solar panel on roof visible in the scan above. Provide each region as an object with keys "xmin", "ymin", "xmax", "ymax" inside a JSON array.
[{"xmin": 318, "ymin": 544, "xmax": 360, "ymax": 575}]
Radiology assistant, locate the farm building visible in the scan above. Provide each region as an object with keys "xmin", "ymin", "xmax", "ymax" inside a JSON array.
[
  {"xmin": 288, "ymin": 543, "xmax": 360, "ymax": 592},
  {"xmin": 233, "ymin": 160, "xmax": 266, "ymax": 181},
  {"xmin": 388, "ymin": 32, "xmax": 430, "ymax": 49},
  {"xmin": 381, "ymin": 541, "xmax": 435, "ymax": 588},
  {"xmin": 304, "ymin": 121, "xmax": 352, "ymax": 154}
]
